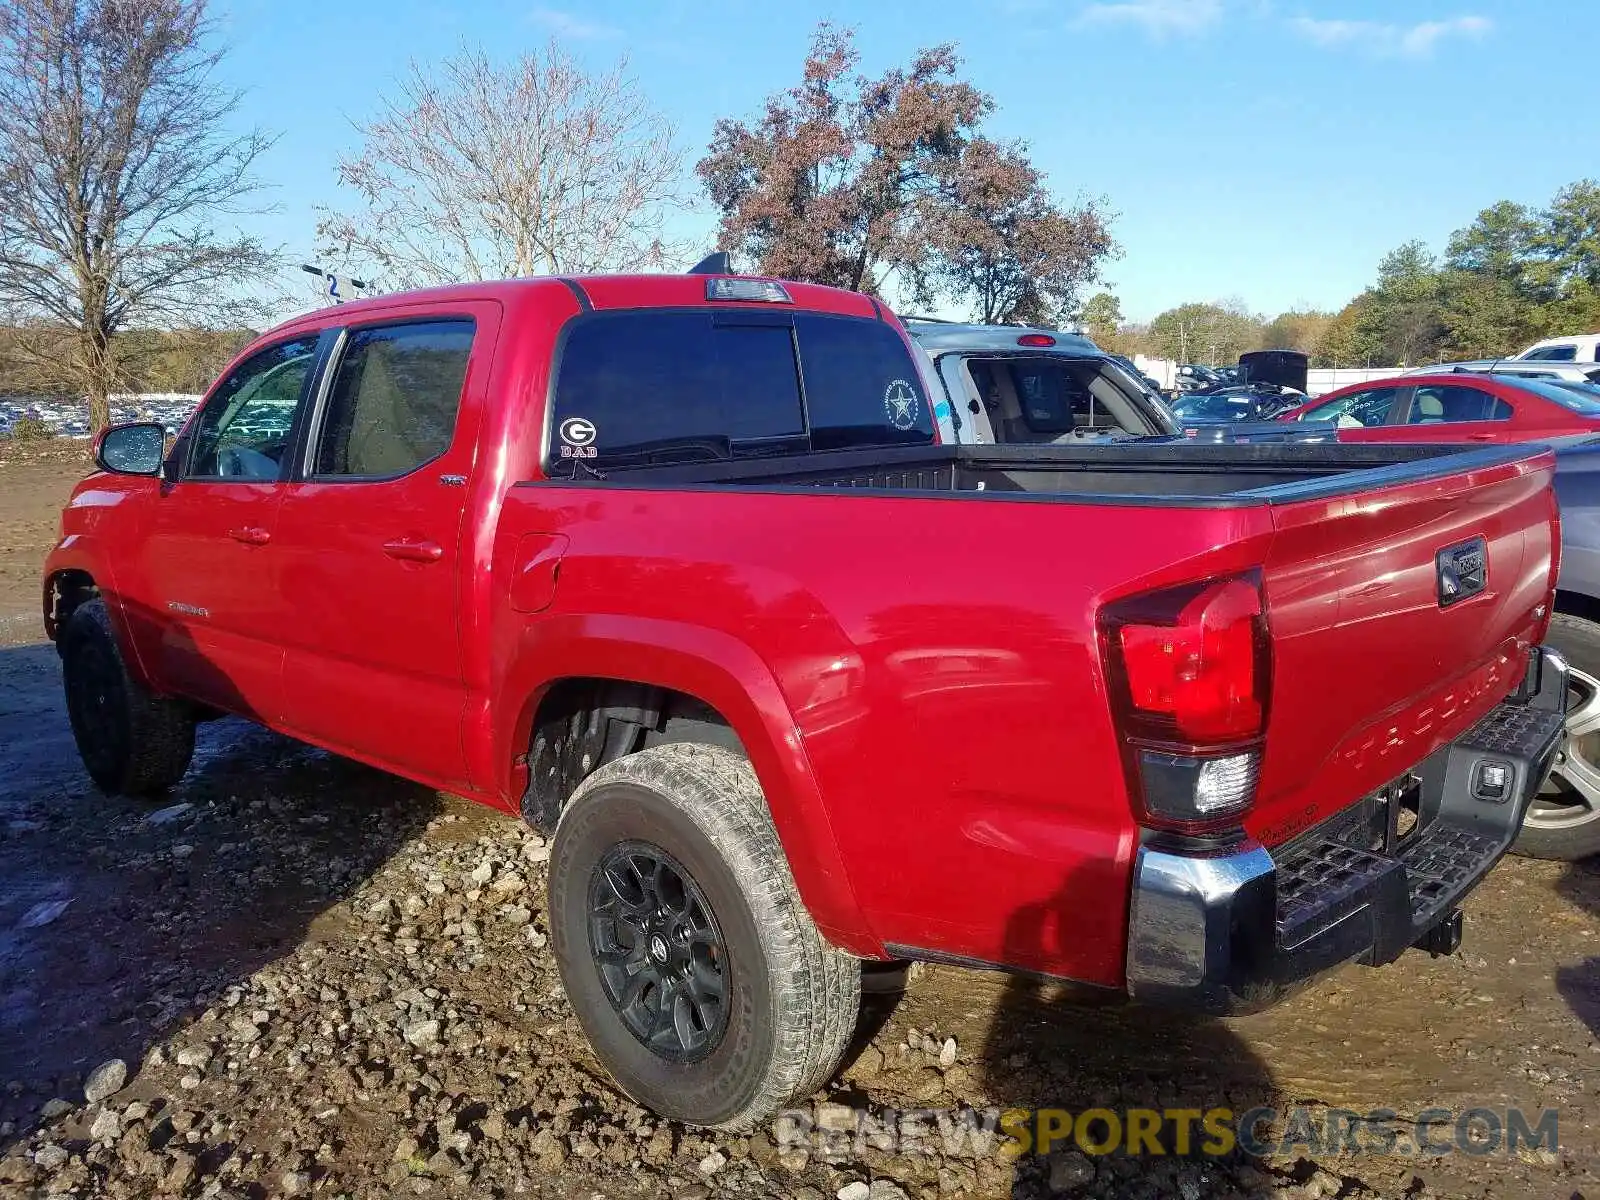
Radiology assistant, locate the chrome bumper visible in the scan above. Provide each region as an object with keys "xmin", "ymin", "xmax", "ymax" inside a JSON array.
[{"xmin": 1125, "ymin": 645, "xmax": 1568, "ymax": 1015}]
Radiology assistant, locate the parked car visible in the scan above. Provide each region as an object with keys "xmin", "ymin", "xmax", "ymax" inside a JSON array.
[
  {"xmin": 1408, "ymin": 360, "xmax": 1600, "ymax": 386},
  {"xmin": 49, "ymin": 270, "xmax": 1568, "ymax": 1129},
  {"xmin": 1278, "ymin": 371, "xmax": 1600, "ymax": 442},
  {"xmin": 1173, "ymin": 363, "xmax": 1224, "ymax": 392},
  {"xmin": 1238, "ymin": 349, "xmax": 1310, "ymax": 394},
  {"xmin": 1514, "ymin": 333, "xmax": 1600, "ymax": 362},
  {"xmin": 1517, "ymin": 435, "xmax": 1600, "ymax": 859},
  {"xmin": 903, "ymin": 323, "xmax": 1322, "ymax": 446},
  {"xmin": 903, "ymin": 320, "xmax": 1180, "ymax": 443},
  {"xmin": 1170, "ymin": 385, "xmax": 1307, "ymax": 426}
]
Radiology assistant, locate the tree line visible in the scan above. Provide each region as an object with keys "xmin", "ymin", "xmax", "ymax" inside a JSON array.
[
  {"xmin": 0, "ymin": 2, "xmax": 1116, "ymax": 431},
  {"xmin": 0, "ymin": 325, "xmax": 255, "ymax": 398},
  {"xmin": 1084, "ymin": 181, "xmax": 1600, "ymax": 368},
  {"xmin": 8, "ymin": 1, "xmax": 1595, "ymax": 432}
]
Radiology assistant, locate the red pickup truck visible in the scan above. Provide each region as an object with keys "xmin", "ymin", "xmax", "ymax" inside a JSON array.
[{"xmin": 47, "ymin": 272, "xmax": 1568, "ymax": 1130}]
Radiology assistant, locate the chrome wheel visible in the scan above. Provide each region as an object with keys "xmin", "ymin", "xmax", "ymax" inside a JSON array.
[{"xmin": 1528, "ymin": 665, "xmax": 1600, "ymax": 832}]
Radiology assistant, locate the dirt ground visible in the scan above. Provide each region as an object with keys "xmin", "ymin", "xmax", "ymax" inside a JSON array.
[{"xmin": 1, "ymin": 443, "xmax": 1597, "ymax": 1200}]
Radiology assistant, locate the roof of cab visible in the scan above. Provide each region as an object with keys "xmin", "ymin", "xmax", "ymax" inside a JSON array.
[
  {"xmin": 264, "ymin": 273, "xmax": 883, "ymax": 339},
  {"xmin": 903, "ymin": 320, "xmax": 1100, "ymax": 355}
]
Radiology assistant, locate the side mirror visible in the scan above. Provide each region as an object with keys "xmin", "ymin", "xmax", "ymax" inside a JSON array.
[{"xmin": 95, "ymin": 422, "xmax": 167, "ymax": 476}]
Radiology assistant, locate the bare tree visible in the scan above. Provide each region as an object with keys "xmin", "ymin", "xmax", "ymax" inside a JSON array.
[
  {"xmin": 0, "ymin": 0, "xmax": 277, "ymax": 431},
  {"xmin": 319, "ymin": 42, "xmax": 688, "ymax": 288}
]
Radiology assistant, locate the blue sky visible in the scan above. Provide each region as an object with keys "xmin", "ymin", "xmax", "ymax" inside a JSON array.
[{"xmin": 215, "ymin": 0, "xmax": 1581, "ymax": 322}]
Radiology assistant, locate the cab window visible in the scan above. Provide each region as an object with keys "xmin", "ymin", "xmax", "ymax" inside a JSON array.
[
  {"xmin": 312, "ymin": 320, "xmax": 475, "ymax": 478},
  {"xmin": 187, "ymin": 337, "xmax": 319, "ymax": 479},
  {"xmin": 547, "ymin": 310, "xmax": 931, "ymax": 469}
]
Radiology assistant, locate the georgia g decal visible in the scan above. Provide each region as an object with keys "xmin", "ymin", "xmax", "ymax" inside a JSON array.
[{"xmin": 558, "ymin": 416, "xmax": 598, "ymax": 459}]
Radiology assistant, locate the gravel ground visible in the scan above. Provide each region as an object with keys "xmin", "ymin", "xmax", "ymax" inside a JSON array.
[{"xmin": 2, "ymin": 443, "xmax": 1598, "ymax": 1200}]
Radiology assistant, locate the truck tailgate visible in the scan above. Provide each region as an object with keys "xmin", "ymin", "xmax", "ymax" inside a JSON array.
[{"xmin": 1246, "ymin": 449, "xmax": 1558, "ymax": 846}]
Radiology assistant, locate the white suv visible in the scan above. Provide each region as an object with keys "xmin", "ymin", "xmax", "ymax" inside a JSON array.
[
  {"xmin": 1514, "ymin": 333, "xmax": 1600, "ymax": 362},
  {"xmin": 1409, "ymin": 359, "xmax": 1600, "ymax": 385}
]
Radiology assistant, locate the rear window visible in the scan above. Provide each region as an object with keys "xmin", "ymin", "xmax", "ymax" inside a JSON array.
[
  {"xmin": 795, "ymin": 314, "xmax": 935, "ymax": 450},
  {"xmin": 548, "ymin": 310, "xmax": 930, "ymax": 469},
  {"xmin": 1510, "ymin": 377, "xmax": 1600, "ymax": 414},
  {"xmin": 1523, "ymin": 344, "xmax": 1579, "ymax": 362}
]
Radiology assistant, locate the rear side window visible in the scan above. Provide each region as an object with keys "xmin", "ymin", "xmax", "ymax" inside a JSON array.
[
  {"xmin": 1404, "ymin": 385, "xmax": 1511, "ymax": 424},
  {"xmin": 1524, "ymin": 345, "xmax": 1579, "ymax": 362},
  {"xmin": 313, "ymin": 320, "xmax": 474, "ymax": 478},
  {"xmin": 548, "ymin": 310, "xmax": 931, "ymax": 469},
  {"xmin": 794, "ymin": 314, "xmax": 934, "ymax": 450},
  {"xmin": 1509, "ymin": 377, "xmax": 1600, "ymax": 413}
]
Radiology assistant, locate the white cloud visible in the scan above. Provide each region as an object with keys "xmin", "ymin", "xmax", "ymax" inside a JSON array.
[
  {"xmin": 531, "ymin": 7, "xmax": 620, "ymax": 39},
  {"xmin": 1290, "ymin": 13, "xmax": 1491, "ymax": 58},
  {"xmin": 1076, "ymin": 0, "xmax": 1225, "ymax": 37}
]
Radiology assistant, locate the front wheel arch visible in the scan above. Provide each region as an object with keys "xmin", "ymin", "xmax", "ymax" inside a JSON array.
[{"xmin": 45, "ymin": 568, "xmax": 99, "ymax": 646}]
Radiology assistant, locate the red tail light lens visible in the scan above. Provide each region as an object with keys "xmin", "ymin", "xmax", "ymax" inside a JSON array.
[
  {"xmin": 1017, "ymin": 333, "xmax": 1056, "ymax": 347},
  {"xmin": 1100, "ymin": 573, "xmax": 1272, "ymax": 831},
  {"xmin": 1116, "ymin": 578, "xmax": 1265, "ymax": 742}
]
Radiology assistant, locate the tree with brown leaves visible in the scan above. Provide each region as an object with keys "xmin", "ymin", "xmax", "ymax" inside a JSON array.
[
  {"xmin": 697, "ymin": 25, "xmax": 1115, "ymax": 323},
  {"xmin": 922, "ymin": 138, "xmax": 1115, "ymax": 325},
  {"xmin": 319, "ymin": 42, "xmax": 687, "ymax": 289},
  {"xmin": 0, "ymin": 0, "xmax": 277, "ymax": 431}
]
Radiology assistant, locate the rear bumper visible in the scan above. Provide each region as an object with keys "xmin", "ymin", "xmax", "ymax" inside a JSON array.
[{"xmin": 1125, "ymin": 646, "xmax": 1568, "ymax": 1015}]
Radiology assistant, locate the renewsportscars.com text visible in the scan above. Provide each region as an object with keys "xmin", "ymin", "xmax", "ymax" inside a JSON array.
[{"xmin": 774, "ymin": 1104, "xmax": 1559, "ymax": 1161}]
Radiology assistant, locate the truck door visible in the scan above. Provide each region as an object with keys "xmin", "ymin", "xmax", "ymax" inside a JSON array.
[
  {"xmin": 273, "ymin": 305, "xmax": 499, "ymax": 788},
  {"xmin": 135, "ymin": 334, "xmax": 324, "ymax": 720}
]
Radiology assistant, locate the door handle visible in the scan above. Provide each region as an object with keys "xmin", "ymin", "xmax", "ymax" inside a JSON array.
[
  {"xmin": 228, "ymin": 526, "xmax": 271, "ymax": 545},
  {"xmin": 383, "ymin": 538, "xmax": 444, "ymax": 563},
  {"xmin": 1468, "ymin": 432, "xmax": 1499, "ymax": 441}
]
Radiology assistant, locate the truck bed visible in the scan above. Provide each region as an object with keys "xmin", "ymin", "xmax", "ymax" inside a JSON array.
[
  {"xmin": 587, "ymin": 441, "xmax": 1534, "ymax": 503},
  {"xmin": 511, "ymin": 435, "xmax": 1556, "ymax": 984}
]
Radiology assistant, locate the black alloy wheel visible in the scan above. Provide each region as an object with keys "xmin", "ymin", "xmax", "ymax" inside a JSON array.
[{"xmin": 588, "ymin": 840, "xmax": 729, "ymax": 1062}]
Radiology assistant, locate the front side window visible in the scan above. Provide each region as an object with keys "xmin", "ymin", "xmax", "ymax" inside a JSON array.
[
  {"xmin": 188, "ymin": 337, "xmax": 319, "ymax": 479},
  {"xmin": 1404, "ymin": 385, "xmax": 1511, "ymax": 424},
  {"xmin": 313, "ymin": 320, "xmax": 474, "ymax": 478},
  {"xmin": 1305, "ymin": 387, "xmax": 1397, "ymax": 427}
]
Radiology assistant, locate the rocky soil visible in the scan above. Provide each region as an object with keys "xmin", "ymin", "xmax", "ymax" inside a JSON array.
[{"xmin": 2, "ymin": 444, "xmax": 1598, "ymax": 1200}]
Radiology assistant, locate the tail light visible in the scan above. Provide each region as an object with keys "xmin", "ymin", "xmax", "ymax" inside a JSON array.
[{"xmin": 1099, "ymin": 572, "xmax": 1271, "ymax": 832}]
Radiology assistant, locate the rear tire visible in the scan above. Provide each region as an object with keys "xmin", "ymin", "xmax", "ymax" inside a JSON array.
[
  {"xmin": 548, "ymin": 743, "xmax": 859, "ymax": 1129},
  {"xmin": 60, "ymin": 599, "xmax": 196, "ymax": 797},
  {"xmin": 1514, "ymin": 612, "xmax": 1600, "ymax": 860}
]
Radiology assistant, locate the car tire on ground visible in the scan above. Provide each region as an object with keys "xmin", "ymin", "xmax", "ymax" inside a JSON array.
[
  {"xmin": 548, "ymin": 742, "xmax": 860, "ymax": 1130},
  {"xmin": 1514, "ymin": 612, "xmax": 1600, "ymax": 861},
  {"xmin": 60, "ymin": 598, "xmax": 196, "ymax": 796}
]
